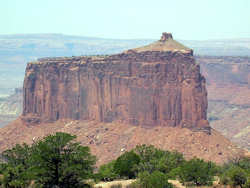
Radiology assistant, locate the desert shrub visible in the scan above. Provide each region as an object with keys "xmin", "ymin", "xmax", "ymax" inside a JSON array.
[
  {"xmin": 133, "ymin": 145, "xmax": 185, "ymax": 174},
  {"xmin": 0, "ymin": 163, "xmax": 6, "ymax": 174},
  {"xmin": 137, "ymin": 170, "xmax": 173, "ymax": 188},
  {"xmin": 233, "ymin": 157, "xmax": 250, "ymax": 174},
  {"xmin": 220, "ymin": 172, "xmax": 230, "ymax": 185},
  {"xmin": 223, "ymin": 157, "xmax": 250, "ymax": 173},
  {"xmin": 97, "ymin": 160, "xmax": 118, "ymax": 181},
  {"xmin": 166, "ymin": 167, "xmax": 181, "ymax": 179},
  {"xmin": 179, "ymin": 158, "xmax": 217, "ymax": 186},
  {"xmin": 220, "ymin": 166, "xmax": 247, "ymax": 188},
  {"xmin": 114, "ymin": 151, "xmax": 140, "ymax": 179},
  {"xmin": 219, "ymin": 157, "xmax": 250, "ymax": 188}
]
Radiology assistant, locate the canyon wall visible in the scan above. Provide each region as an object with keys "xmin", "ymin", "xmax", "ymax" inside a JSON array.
[
  {"xmin": 197, "ymin": 56, "xmax": 250, "ymax": 87},
  {"xmin": 197, "ymin": 56, "xmax": 250, "ymax": 150},
  {"xmin": 22, "ymin": 33, "xmax": 209, "ymax": 130}
]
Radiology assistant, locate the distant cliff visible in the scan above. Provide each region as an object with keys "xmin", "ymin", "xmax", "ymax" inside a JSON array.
[
  {"xmin": 0, "ymin": 88, "xmax": 22, "ymax": 127},
  {"xmin": 22, "ymin": 33, "xmax": 209, "ymax": 131},
  {"xmin": 197, "ymin": 56, "xmax": 250, "ymax": 150},
  {"xmin": 197, "ymin": 56, "xmax": 250, "ymax": 87}
]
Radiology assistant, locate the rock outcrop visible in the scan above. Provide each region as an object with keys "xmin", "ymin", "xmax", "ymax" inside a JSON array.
[{"xmin": 22, "ymin": 33, "xmax": 209, "ymax": 131}]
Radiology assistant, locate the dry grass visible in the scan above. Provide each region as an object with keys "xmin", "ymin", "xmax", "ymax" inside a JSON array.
[
  {"xmin": 94, "ymin": 179, "xmax": 136, "ymax": 188},
  {"xmin": 94, "ymin": 177, "xmax": 226, "ymax": 188}
]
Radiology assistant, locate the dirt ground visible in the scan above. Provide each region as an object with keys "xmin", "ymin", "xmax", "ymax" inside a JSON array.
[
  {"xmin": 94, "ymin": 179, "xmax": 136, "ymax": 188},
  {"xmin": 94, "ymin": 178, "xmax": 222, "ymax": 188}
]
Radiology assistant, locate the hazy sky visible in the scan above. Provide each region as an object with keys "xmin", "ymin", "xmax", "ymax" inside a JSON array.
[{"xmin": 1, "ymin": 0, "xmax": 250, "ymax": 40}]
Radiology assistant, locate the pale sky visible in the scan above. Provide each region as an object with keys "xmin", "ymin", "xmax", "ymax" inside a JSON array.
[{"xmin": 1, "ymin": 0, "xmax": 250, "ymax": 40}]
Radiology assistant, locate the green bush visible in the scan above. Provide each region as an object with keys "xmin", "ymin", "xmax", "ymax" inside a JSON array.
[
  {"xmin": 243, "ymin": 178, "xmax": 250, "ymax": 188},
  {"xmin": 97, "ymin": 160, "xmax": 118, "ymax": 181},
  {"xmin": 133, "ymin": 145, "xmax": 185, "ymax": 174},
  {"xmin": 219, "ymin": 157, "xmax": 250, "ymax": 188},
  {"xmin": 220, "ymin": 172, "xmax": 230, "ymax": 185},
  {"xmin": 166, "ymin": 167, "xmax": 181, "ymax": 179},
  {"xmin": 114, "ymin": 151, "xmax": 140, "ymax": 179},
  {"xmin": 220, "ymin": 166, "xmax": 247, "ymax": 188},
  {"xmin": 137, "ymin": 170, "xmax": 173, "ymax": 188},
  {"xmin": 179, "ymin": 158, "xmax": 216, "ymax": 186},
  {"xmin": 232, "ymin": 157, "xmax": 250, "ymax": 175},
  {"xmin": 223, "ymin": 157, "xmax": 250, "ymax": 172}
]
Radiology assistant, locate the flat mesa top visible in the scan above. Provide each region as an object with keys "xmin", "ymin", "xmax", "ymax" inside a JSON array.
[
  {"xmin": 31, "ymin": 32, "xmax": 192, "ymax": 65},
  {"xmin": 125, "ymin": 32, "xmax": 191, "ymax": 53}
]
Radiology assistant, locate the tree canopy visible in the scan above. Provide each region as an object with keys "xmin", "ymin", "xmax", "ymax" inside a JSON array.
[{"xmin": 0, "ymin": 132, "xmax": 96, "ymax": 188}]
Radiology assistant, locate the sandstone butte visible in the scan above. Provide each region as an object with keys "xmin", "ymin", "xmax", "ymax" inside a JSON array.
[{"xmin": 0, "ymin": 33, "xmax": 246, "ymax": 165}]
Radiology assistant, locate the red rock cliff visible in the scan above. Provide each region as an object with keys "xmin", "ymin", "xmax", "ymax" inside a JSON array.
[{"xmin": 22, "ymin": 33, "xmax": 209, "ymax": 131}]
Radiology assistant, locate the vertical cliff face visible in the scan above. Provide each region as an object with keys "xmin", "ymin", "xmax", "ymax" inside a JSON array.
[{"xmin": 22, "ymin": 33, "xmax": 209, "ymax": 130}]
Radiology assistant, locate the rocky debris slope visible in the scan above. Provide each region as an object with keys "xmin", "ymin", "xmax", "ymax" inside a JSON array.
[
  {"xmin": 22, "ymin": 33, "xmax": 209, "ymax": 131},
  {"xmin": 0, "ymin": 119, "xmax": 245, "ymax": 165}
]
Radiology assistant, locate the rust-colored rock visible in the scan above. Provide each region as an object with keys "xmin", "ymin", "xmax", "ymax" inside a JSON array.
[
  {"xmin": 160, "ymin": 32, "xmax": 173, "ymax": 41},
  {"xmin": 0, "ymin": 119, "xmax": 246, "ymax": 165},
  {"xmin": 22, "ymin": 33, "xmax": 209, "ymax": 131}
]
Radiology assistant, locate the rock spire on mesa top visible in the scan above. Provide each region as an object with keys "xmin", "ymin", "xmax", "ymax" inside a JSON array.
[
  {"xmin": 160, "ymin": 32, "xmax": 173, "ymax": 41},
  {"xmin": 124, "ymin": 32, "xmax": 191, "ymax": 53}
]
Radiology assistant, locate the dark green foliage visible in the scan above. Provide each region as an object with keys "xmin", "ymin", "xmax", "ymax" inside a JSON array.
[
  {"xmin": 4, "ymin": 140, "xmax": 250, "ymax": 188},
  {"xmin": 220, "ymin": 157, "xmax": 250, "ymax": 188},
  {"xmin": 114, "ymin": 151, "xmax": 140, "ymax": 179},
  {"xmin": 0, "ymin": 144, "xmax": 32, "ymax": 187},
  {"xmin": 0, "ymin": 165, "xmax": 31, "ymax": 188},
  {"xmin": 97, "ymin": 160, "xmax": 118, "ymax": 181},
  {"xmin": 166, "ymin": 167, "xmax": 181, "ymax": 179},
  {"xmin": 179, "ymin": 158, "xmax": 216, "ymax": 186},
  {"xmin": 0, "ymin": 132, "xmax": 96, "ymax": 188},
  {"xmin": 134, "ymin": 145, "xmax": 185, "ymax": 175},
  {"xmin": 137, "ymin": 171, "xmax": 173, "ymax": 188},
  {"xmin": 223, "ymin": 157, "xmax": 250, "ymax": 172},
  {"xmin": 30, "ymin": 132, "xmax": 96, "ymax": 188},
  {"xmin": 243, "ymin": 178, "xmax": 250, "ymax": 188},
  {"xmin": 1, "ymin": 143, "xmax": 31, "ymax": 168},
  {"xmin": 100, "ymin": 145, "xmax": 186, "ymax": 183},
  {"xmin": 220, "ymin": 166, "xmax": 247, "ymax": 188},
  {"xmin": 232, "ymin": 157, "xmax": 250, "ymax": 174}
]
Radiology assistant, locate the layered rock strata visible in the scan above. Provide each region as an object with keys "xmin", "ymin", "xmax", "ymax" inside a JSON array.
[{"xmin": 22, "ymin": 33, "xmax": 209, "ymax": 131}]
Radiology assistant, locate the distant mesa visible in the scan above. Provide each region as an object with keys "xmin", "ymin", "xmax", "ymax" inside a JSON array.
[{"xmin": 22, "ymin": 32, "xmax": 209, "ymax": 132}]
